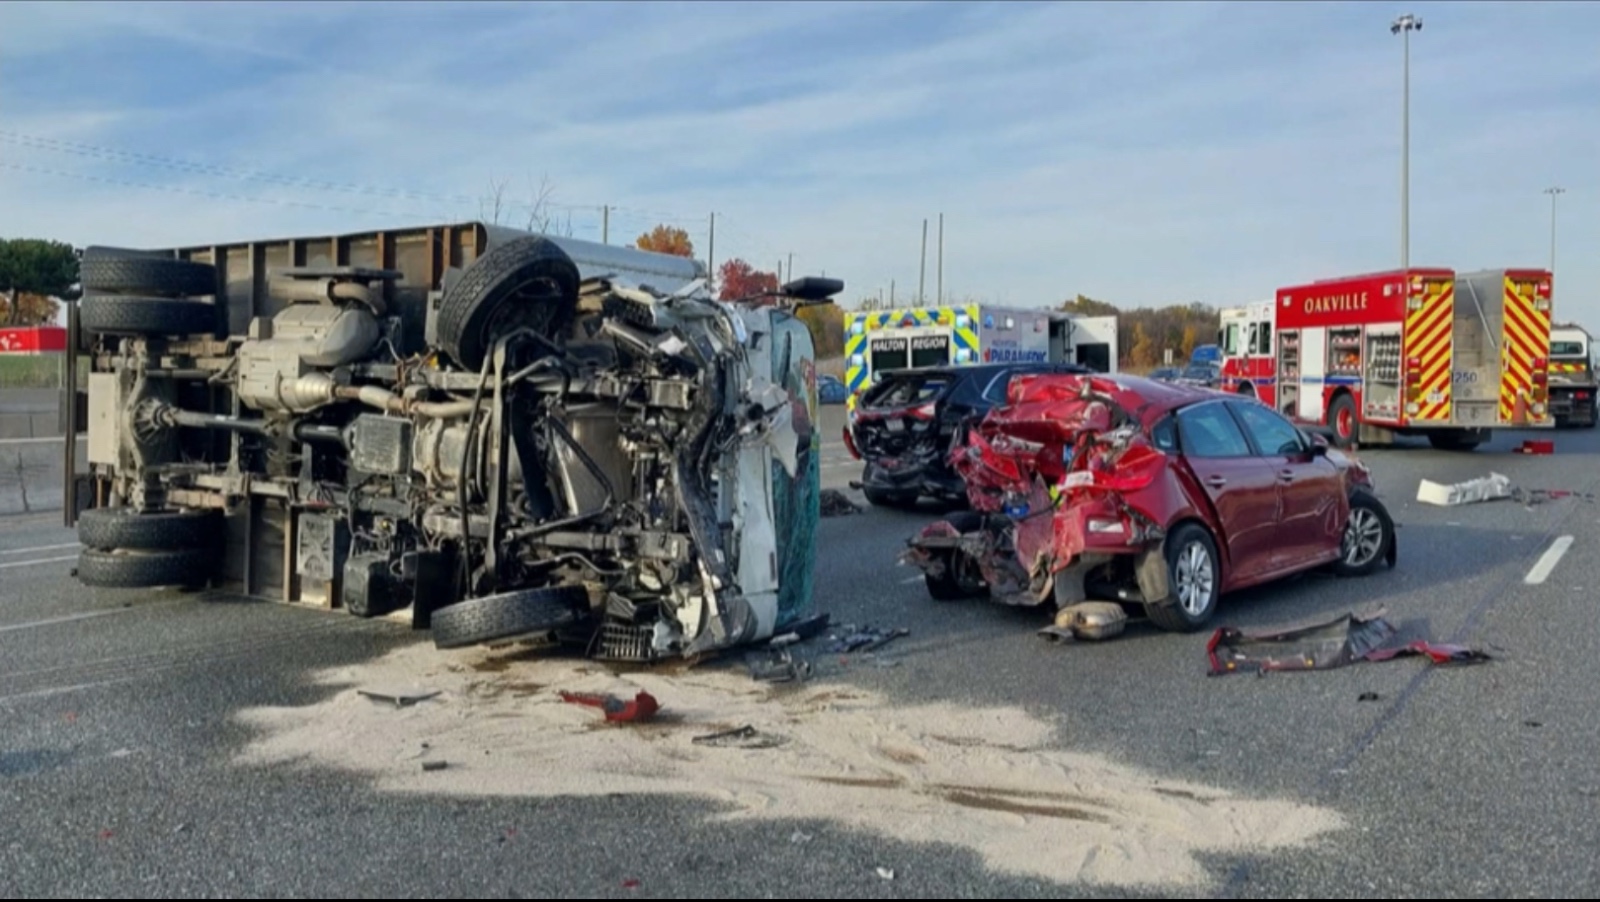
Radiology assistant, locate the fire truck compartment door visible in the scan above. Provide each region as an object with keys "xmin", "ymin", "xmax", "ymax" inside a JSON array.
[{"xmin": 1298, "ymin": 327, "xmax": 1327, "ymax": 421}]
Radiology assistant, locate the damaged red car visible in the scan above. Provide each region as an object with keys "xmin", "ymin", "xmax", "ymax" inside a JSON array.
[{"xmin": 903, "ymin": 373, "xmax": 1397, "ymax": 632}]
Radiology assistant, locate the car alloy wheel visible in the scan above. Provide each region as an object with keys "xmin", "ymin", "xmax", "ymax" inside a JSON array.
[
  {"xmin": 1342, "ymin": 505, "xmax": 1384, "ymax": 568},
  {"xmin": 1175, "ymin": 540, "xmax": 1215, "ymax": 617}
]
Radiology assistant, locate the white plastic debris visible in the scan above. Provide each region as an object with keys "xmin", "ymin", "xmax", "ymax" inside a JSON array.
[{"xmin": 1416, "ymin": 472, "xmax": 1512, "ymax": 506}]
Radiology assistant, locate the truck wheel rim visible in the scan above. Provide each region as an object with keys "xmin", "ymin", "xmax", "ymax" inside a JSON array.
[
  {"xmin": 1342, "ymin": 508, "xmax": 1383, "ymax": 566},
  {"xmin": 1176, "ymin": 542, "xmax": 1214, "ymax": 616},
  {"xmin": 1338, "ymin": 407, "xmax": 1353, "ymax": 437}
]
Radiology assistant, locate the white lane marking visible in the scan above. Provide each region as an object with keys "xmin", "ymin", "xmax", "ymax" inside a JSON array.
[
  {"xmin": 0, "ymin": 607, "xmax": 131, "ymax": 634},
  {"xmin": 0, "ymin": 554, "xmax": 78, "ymax": 571},
  {"xmin": 1524, "ymin": 535, "xmax": 1575, "ymax": 585},
  {"xmin": 900, "ymin": 575, "xmax": 923, "ymax": 584},
  {"xmin": 0, "ymin": 543, "xmax": 78, "ymax": 556},
  {"xmin": 0, "ymin": 676, "xmax": 142, "ymax": 705}
]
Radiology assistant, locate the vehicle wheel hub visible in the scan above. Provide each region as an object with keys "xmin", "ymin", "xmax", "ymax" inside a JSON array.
[
  {"xmin": 1175, "ymin": 542, "xmax": 1214, "ymax": 616},
  {"xmin": 1342, "ymin": 507, "xmax": 1383, "ymax": 566}
]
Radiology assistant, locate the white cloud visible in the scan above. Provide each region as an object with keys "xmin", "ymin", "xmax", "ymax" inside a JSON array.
[{"xmin": 0, "ymin": 0, "xmax": 1596, "ymax": 326}]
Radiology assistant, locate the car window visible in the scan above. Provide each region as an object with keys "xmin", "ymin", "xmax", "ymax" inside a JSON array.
[
  {"xmin": 1227, "ymin": 400, "xmax": 1304, "ymax": 456},
  {"xmin": 1150, "ymin": 415, "xmax": 1178, "ymax": 453},
  {"xmin": 1175, "ymin": 402, "xmax": 1253, "ymax": 458},
  {"xmin": 1223, "ymin": 324, "xmax": 1240, "ymax": 355}
]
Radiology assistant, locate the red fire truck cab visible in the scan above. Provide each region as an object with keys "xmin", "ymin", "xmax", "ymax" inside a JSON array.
[{"xmin": 1219, "ymin": 268, "xmax": 1555, "ymax": 451}]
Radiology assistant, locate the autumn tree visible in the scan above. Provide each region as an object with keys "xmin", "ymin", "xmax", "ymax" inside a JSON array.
[
  {"xmin": 795, "ymin": 302, "xmax": 845, "ymax": 357},
  {"xmin": 635, "ymin": 224, "xmax": 695, "ymax": 258},
  {"xmin": 716, "ymin": 258, "xmax": 779, "ymax": 301},
  {"xmin": 0, "ymin": 238, "xmax": 77, "ymax": 325},
  {"xmin": 1128, "ymin": 321, "xmax": 1156, "ymax": 369},
  {"xmin": 1180, "ymin": 324, "xmax": 1199, "ymax": 359}
]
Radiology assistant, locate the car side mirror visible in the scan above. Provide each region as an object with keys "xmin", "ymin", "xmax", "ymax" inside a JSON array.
[{"xmin": 1307, "ymin": 442, "xmax": 1327, "ymax": 458}]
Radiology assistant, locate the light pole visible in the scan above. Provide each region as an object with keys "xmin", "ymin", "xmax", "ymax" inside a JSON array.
[
  {"xmin": 1391, "ymin": 13, "xmax": 1421, "ymax": 271},
  {"xmin": 1544, "ymin": 186, "xmax": 1565, "ymax": 274}
]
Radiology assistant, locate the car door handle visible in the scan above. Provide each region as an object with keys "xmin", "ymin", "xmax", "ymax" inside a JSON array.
[
  {"xmin": 1278, "ymin": 469, "xmax": 1295, "ymax": 482},
  {"xmin": 1205, "ymin": 475, "xmax": 1227, "ymax": 488}
]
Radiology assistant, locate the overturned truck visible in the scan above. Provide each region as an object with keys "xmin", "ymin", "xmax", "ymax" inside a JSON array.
[{"xmin": 61, "ymin": 222, "xmax": 839, "ymax": 661}]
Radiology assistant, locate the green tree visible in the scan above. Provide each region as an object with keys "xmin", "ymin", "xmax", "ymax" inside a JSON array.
[{"xmin": 0, "ymin": 238, "xmax": 78, "ymax": 325}]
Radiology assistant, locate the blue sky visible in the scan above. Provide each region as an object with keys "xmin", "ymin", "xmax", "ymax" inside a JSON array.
[{"xmin": 1, "ymin": 0, "xmax": 1596, "ymax": 326}]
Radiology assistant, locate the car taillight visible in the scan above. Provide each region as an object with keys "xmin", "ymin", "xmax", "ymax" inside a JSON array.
[
  {"xmin": 1578, "ymin": 391, "xmax": 1591, "ymax": 400},
  {"xmin": 1060, "ymin": 445, "xmax": 1166, "ymax": 495},
  {"xmin": 909, "ymin": 402, "xmax": 936, "ymax": 420}
]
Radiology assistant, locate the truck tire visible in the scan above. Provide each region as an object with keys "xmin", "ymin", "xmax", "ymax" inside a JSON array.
[
  {"xmin": 436, "ymin": 236, "xmax": 580, "ymax": 373},
  {"xmin": 77, "ymin": 506, "xmax": 222, "ymax": 552},
  {"xmin": 79, "ymin": 296, "xmax": 215, "ymax": 337},
  {"xmin": 1143, "ymin": 522, "xmax": 1221, "ymax": 633},
  {"xmin": 75, "ymin": 547, "xmax": 214, "ymax": 589},
  {"xmin": 1327, "ymin": 393, "xmax": 1358, "ymax": 448},
  {"xmin": 431, "ymin": 584, "xmax": 589, "ymax": 649},
  {"xmin": 1427, "ymin": 429, "xmax": 1484, "ymax": 451},
  {"xmin": 80, "ymin": 254, "xmax": 217, "ymax": 298}
]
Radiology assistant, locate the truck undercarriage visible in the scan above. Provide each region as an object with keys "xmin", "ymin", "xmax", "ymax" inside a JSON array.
[{"xmin": 64, "ymin": 223, "xmax": 837, "ymax": 663}]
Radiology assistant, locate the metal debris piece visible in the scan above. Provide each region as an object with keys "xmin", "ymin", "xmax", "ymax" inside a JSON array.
[
  {"xmin": 1207, "ymin": 609, "xmax": 1492, "ymax": 676},
  {"xmin": 422, "ymin": 760, "xmax": 448, "ymax": 772},
  {"xmin": 1038, "ymin": 601, "xmax": 1128, "ymax": 643},
  {"xmin": 747, "ymin": 647, "xmax": 811, "ymax": 683},
  {"xmin": 692, "ymin": 725, "xmax": 787, "ymax": 749},
  {"xmin": 357, "ymin": 687, "xmax": 441, "ymax": 708},
  {"xmin": 876, "ymin": 867, "xmax": 896, "ymax": 881},
  {"xmin": 769, "ymin": 613, "xmax": 832, "ymax": 648},
  {"xmin": 826, "ymin": 625, "xmax": 909, "ymax": 654},
  {"xmin": 820, "ymin": 489, "xmax": 862, "ymax": 517}
]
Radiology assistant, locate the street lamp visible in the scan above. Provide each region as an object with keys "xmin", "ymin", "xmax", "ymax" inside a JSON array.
[
  {"xmin": 1391, "ymin": 13, "xmax": 1422, "ymax": 271},
  {"xmin": 1544, "ymin": 186, "xmax": 1565, "ymax": 274}
]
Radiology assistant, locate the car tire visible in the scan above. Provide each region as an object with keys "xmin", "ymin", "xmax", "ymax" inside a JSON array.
[
  {"xmin": 79, "ymin": 296, "xmax": 216, "ymax": 337},
  {"xmin": 1143, "ymin": 522, "xmax": 1221, "ymax": 633},
  {"xmin": 431, "ymin": 584, "xmax": 589, "ymax": 649},
  {"xmin": 80, "ymin": 252, "xmax": 218, "ymax": 298},
  {"xmin": 923, "ymin": 512, "xmax": 988, "ymax": 601},
  {"xmin": 77, "ymin": 506, "xmax": 222, "ymax": 552},
  {"xmin": 75, "ymin": 547, "xmax": 214, "ymax": 589},
  {"xmin": 1332, "ymin": 489, "xmax": 1395, "ymax": 577},
  {"xmin": 1327, "ymin": 393, "xmax": 1358, "ymax": 449},
  {"xmin": 864, "ymin": 486, "xmax": 918, "ymax": 509},
  {"xmin": 436, "ymin": 236, "xmax": 581, "ymax": 373}
]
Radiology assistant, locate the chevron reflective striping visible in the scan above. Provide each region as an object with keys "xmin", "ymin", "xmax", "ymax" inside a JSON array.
[
  {"xmin": 1498, "ymin": 277, "xmax": 1551, "ymax": 422},
  {"xmin": 1405, "ymin": 280, "xmax": 1454, "ymax": 421}
]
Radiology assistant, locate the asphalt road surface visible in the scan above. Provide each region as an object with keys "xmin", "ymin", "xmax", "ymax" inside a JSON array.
[{"xmin": 4, "ymin": 420, "xmax": 1600, "ymax": 899}]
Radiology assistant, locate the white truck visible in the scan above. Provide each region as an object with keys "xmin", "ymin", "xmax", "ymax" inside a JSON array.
[{"xmin": 1548, "ymin": 324, "xmax": 1597, "ymax": 428}]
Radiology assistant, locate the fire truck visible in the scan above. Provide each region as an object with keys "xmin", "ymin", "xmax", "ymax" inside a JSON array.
[{"xmin": 1218, "ymin": 267, "xmax": 1555, "ymax": 451}]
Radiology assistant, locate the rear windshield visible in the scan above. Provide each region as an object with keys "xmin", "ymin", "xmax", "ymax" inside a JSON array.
[
  {"xmin": 1552, "ymin": 340, "xmax": 1586, "ymax": 356},
  {"xmin": 861, "ymin": 373, "xmax": 954, "ymax": 408}
]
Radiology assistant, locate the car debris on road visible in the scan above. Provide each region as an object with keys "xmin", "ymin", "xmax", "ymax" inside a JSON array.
[
  {"xmin": 1418, "ymin": 472, "xmax": 1597, "ymax": 507},
  {"xmin": 1205, "ymin": 608, "xmax": 1492, "ymax": 676}
]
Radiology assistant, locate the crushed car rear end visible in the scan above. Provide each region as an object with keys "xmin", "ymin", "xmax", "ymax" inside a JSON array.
[
  {"xmin": 845, "ymin": 368, "xmax": 968, "ymax": 505},
  {"xmin": 907, "ymin": 373, "xmax": 1213, "ymax": 608}
]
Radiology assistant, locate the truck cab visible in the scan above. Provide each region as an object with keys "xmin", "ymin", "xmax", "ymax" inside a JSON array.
[{"xmin": 1547, "ymin": 324, "xmax": 1597, "ymax": 428}]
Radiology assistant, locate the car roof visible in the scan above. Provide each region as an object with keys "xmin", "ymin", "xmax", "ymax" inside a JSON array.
[{"xmin": 1007, "ymin": 372, "xmax": 1227, "ymax": 425}]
